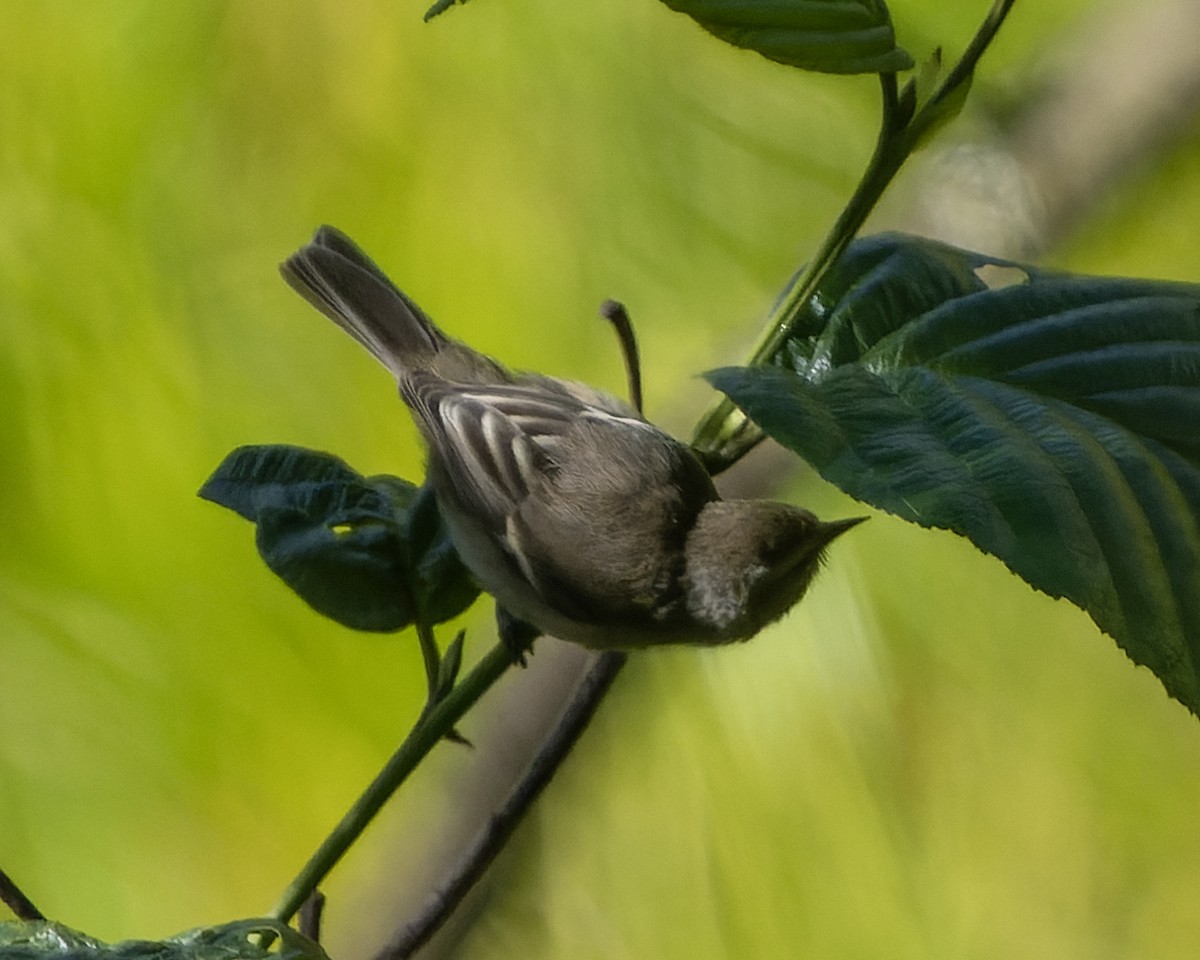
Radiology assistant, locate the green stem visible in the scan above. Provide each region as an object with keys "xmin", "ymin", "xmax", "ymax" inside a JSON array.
[
  {"xmin": 691, "ymin": 71, "xmax": 908, "ymax": 468},
  {"xmin": 928, "ymin": 0, "xmax": 1017, "ymax": 118},
  {"xmin": 744, "ymin": 72, "xmax": 906, "ymax": 369},
  {"xmin": 269, "ymin": 640, "xmax": 516, "ymax": 924},
  {"xmin": 690, "ymin": 0, "xmax": 1018, "ymax": 471}
]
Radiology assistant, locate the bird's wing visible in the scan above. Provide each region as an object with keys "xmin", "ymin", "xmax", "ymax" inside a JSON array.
[
  {"xmin": 402, "ymin": 372, "xmax": 646, "ymax": 533},
  {"xmin": 402, "ymin": 371, "xmax": 704, "ymax": 625}
]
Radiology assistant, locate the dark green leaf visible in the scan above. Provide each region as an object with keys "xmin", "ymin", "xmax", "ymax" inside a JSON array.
[
  {"xmin": 254, "ymin": 501, "xmax": 413, "ymax": 633},
  {"xmin": 659, "ymin": 0, "xmax": 912, "ymax": 75},
  {"xmin": 397, "ymin": 483, "xmax": 483, "ymax": 625},
  {"xmin": 197, "ymin": 445, "xmax": 365, "ymax": 522},
  {"xmin": 200, "ymin": 445, "xmax": 479, "ymax": 632},
  {"xmin": 707, "ymin": 232, "xmax": 1200, "ymax": 713},
  {"xmin": 0, "ymin": 919, "xmax": 328, "ymax": 960}
]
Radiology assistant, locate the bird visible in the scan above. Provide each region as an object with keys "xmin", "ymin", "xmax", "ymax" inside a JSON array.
[{"xmin": 280, "ymin": 225, "xmax": 862, "ymax": 651}]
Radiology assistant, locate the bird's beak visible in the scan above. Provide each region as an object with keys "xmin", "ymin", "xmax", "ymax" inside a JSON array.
[{"xmin": 815, "ymin": 514, "xmax": 868, "ymax": 550}]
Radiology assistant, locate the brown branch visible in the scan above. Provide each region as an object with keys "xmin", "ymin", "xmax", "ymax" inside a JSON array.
[
  {"xmin": 375, "ymin": 650, "xmax": 627, "ymax": 960},
  {"xmin": 0, "ymin": 866, "xmax": 45, "ymax": 921}
]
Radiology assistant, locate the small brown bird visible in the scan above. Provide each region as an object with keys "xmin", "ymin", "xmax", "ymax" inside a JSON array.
[{"xmin": 281, "ymin": 225, "xmax": 861, "ymax": 649}]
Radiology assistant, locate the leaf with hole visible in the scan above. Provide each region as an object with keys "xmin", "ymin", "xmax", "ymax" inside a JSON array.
[{"xmin": 706, "ymin": 232, "xmax": 1200, "ymax": 713}]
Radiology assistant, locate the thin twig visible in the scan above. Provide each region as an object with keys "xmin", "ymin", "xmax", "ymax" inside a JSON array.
[
  {"xmin": 0, "ymin": 866, "xmax": 45, "ymax": 921},
  {"xmin": 599, "ymin": 300, "xmax": 643, "ymax": 414},
  {"xmin": 377, "ymin": 650, "xmax": 628, "ymax": 960}
]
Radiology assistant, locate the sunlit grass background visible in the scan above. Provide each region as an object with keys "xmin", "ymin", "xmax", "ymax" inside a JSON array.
[{"xmin": 3, "ymin": 1, "xmax": 1200, "ymax": 958}]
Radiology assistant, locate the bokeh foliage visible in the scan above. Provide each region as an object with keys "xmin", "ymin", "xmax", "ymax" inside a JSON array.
[{"xmin": 3, "ymin": 1, "xmax": 1200, "ymax": 958}]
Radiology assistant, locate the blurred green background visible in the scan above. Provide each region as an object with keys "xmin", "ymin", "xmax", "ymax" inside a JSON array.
[{"xmin": 3, "ymin": 1, "xmax": 1200, "ymax": 958}]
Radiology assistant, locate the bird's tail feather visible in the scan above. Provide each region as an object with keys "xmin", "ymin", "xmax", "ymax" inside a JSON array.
[{"xmin": 280, "ymin": 225, "xmax": 444, "ymax": 378}]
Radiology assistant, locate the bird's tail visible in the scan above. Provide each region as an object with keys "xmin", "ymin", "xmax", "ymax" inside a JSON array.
[{"xmin": 280, "ymin": 225, "xmax": 448, "ymax": 379}]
